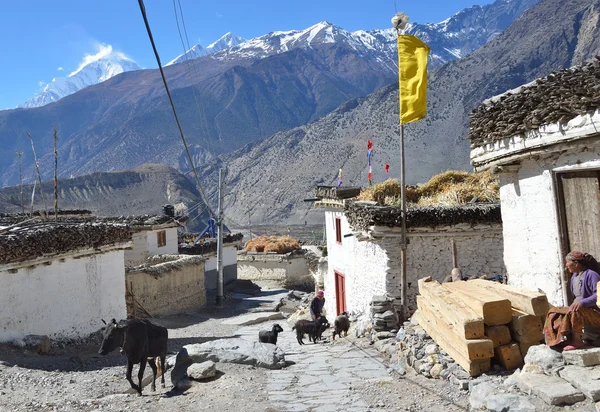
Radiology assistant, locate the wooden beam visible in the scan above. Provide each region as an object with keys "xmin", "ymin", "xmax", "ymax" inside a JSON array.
[
  {"xmin": 414, "ymin": 309, "xmax": 491, "ymax": 377},
  {"xmin": 509, "ymin": 308, "xmax": 543, "ymax": 343},
  {"xmin": 418, "ymin": 278, "xmax": 484, "ymax": 339},
  {"xmin": 494, "ymin": 342, "xmax": 523, "ymax": 370},
  {"xmin": 417, "ymin": 296, "xmax": 493, "ymax": 360},
  {"xmin": 468, "ymin": 279, "xmax": 549, "ymax": 316},
  {"xmin": 444, "ymin": 281, "xmax": 513, "ymax": 325},
  {"xmin": 485, "ymin": 325, "xmax": 511, "ymax": 349}
]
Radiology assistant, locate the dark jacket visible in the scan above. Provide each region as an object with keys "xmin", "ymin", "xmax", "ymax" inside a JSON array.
[{"xmin": 310, "ymin": 297, "xmax": 325, "ymax": 317}]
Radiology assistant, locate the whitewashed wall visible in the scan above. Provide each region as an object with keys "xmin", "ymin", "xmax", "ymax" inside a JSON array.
[
  {"xmin": 323, "ymin": 211, "xmax": 505, "ymax": 317},
  {"xmin": 500, "ymin": 148, "xmax": 600, "ymax": 306},
  {"xmin": 125, "ymin": 227, "xmax": 178, "ymax": 266},
  {"xmin": 0, "ymin": 249, "xmax": 127, "ymax": 338},
  {"xmin": 204, "ymin": 245, "xmax": 238, "ymax": 290},
  {"xmin": 324, "ymin": 211, "xmax": 389, "ymax": 319}
]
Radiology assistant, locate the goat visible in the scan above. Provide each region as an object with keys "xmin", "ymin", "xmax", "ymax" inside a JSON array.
[
  {"xmin": 258, "ymin": 323, "xmax": 284, "ymax": 344},
  {"xmin": 292, "ymin": 317, "xmax": 328, "ymax": 345},
  {"xmin": 312, "ymin": 317, "xmax": 330, "ymax": 342},
  {"xmin": 332, "ymin": 312, "xmax": 350, "ymax": 340}
]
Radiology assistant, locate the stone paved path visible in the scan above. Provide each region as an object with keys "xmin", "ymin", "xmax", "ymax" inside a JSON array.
[{"xmin": 237, "ymin": 317, "xmax": 392, "ymax": 412}]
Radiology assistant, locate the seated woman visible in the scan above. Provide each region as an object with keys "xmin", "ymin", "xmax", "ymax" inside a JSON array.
[{"xmin": 544, "ymin": 251, "xmax": 600, "ymax": 351}]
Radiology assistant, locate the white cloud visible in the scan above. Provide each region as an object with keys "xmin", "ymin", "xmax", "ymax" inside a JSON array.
[
  {"xmin": 216, "ymin": 12, "xmax": 223, "ymax": 18},
  {"xmin": 57, "ymin": 67, "xmax": 64, "ymax": 71},
  {"xmin": 38, "ymin": 81, "xmax": 45, "ymax": 87},
  {"xmin": 68, "ymin": 43, "xmax": 134, "ymax": 77}
]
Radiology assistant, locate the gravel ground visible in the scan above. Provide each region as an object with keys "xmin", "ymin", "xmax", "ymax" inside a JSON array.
[{"xmin": 0, "ymin": 287, "xmax": 469, "ymax": 412}]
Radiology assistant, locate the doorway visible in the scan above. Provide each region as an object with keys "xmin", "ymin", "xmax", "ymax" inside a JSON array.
[{"xmin": 334, "ymin": 270, "xmax": 346, "ymax": 315}]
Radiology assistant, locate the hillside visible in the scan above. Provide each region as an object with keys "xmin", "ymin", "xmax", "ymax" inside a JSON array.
[{"xmin": 0, "ymin": 164, "xmax": 210, "ymax": 230}]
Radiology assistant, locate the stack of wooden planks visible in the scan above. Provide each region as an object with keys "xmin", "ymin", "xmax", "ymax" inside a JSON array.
[{"xmin": 417, "ymin": 277, "xmax": 549, "ymax": 376}]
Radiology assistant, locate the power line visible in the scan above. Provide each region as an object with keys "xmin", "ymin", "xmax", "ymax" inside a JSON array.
[{"xmin": 137, "ymin": 0, "xmax": 215, "ymax": 219}]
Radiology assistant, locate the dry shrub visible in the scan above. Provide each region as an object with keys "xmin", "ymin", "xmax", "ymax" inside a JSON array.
[
  {"xmin": 414, "ymin": 170, "xmax": 499, "ymax": 207},
  {"xmin": 357, "ymin": 179, "xmax": 401, "ymax": 204},
  {"xmin": 244, "ymin": 235, "xmax": 301, "ymax": 254},
  {"xmin": 356, "ymin": 170, "xmax": 499, "ymax": 206}
]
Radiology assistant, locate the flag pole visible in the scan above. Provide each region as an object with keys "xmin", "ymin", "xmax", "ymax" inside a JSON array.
[{"xmin": 393, "ymin": 12, "xmax": 409, "ymax": 321}]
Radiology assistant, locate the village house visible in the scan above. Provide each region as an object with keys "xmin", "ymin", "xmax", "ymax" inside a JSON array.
[
  {"xmin": 0, "ymin": 221, "xmax": 132, "ymax": 339},
  {"xmin": 314, "ymin": 186, "xmax": 504, "ymax": 325},
  {"xmin": 468, "ymin": 58, "xmax": 600, "ymax": 306},
  {"xmin": 124, "ymin": 213, "xmax": 181, "ymax": 266}
]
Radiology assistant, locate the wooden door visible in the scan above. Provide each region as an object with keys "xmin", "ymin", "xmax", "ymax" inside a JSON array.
[
  {"xmin": 558, "ymin": 171, "xmax": 600, "ymax": 258},
  {"xmin": 335, "ymin": 271, "xmax": 346, "ymax": 315}
]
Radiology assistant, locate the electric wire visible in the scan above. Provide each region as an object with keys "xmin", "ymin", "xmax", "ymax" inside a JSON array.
[{"xmin": 137, "ymin": 0, "xmax": 215, "ymax": 219}]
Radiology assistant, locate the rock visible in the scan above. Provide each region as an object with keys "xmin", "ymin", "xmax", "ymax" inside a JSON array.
[
  {"xmin": 523, "ymin": 344, "xmax": 564, "ymax": 374},
  {"xmin": 562, "ymin": 347, "xmax": 600, "ymax": 367},
  {"xmin": 374, "ymin": 338, "xmax": 394, "ymax": 352},
  {"xmin": 518, "ymin": 371, "xmax": 585, "ymax": 405},
  {"xmin": 187, "ymin": 361, "xmax": 216, "ymax": 381},
  {"xmin": 559, "ymin": 365, "xmax": 600, "ymax": 401},
  {"xmin": 486, "ymin": 394, "xmax": 537, "ymax": 412},
  {"xmin": 424, "ymin": 344, "xmax": 438, "ymax": 355},
  {"xmin": 469, "ymin": 381, "xmax": 502, "ymax": 410},
  {"xmin": 376, "ymin": 331, "xmax": 395, "ymax": 340},
  {"xmin": 468, "ymin": 375, "xmax": 492, "ymax": 392},
  {"xmin": 430, "ymin": 364, "xmax": 444, "ymax": 379},
  {"xmin": 503, "ymin": 369, "xmax": 521, "ymax": 387},
  {"xmin": 439, "ymin": 368, "xmax": 450, "ymax": 380},
  {"xmin": 170, "ymin": 338, "xmax": 285, "ymax": 387},
  {"xmin": 449, "ymin": 375, "xmax": 469, "ymax": 390}
]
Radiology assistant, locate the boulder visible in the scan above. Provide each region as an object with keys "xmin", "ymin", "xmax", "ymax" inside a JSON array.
[
  {"xmin": 562, "ymin": 347, "xmax": 600, "ymax": 367},
  {"xmin": 188, "ymin": 361, "xmax": 217, "ymax": 381},
  {"xmin": 175, "ymin": 338, "xmax": 286, "ymax": 371},
  {"xmin": 486, "ymin": 394, "xmax": 537, "ymax": 412},
  {"xmin": 559, "ymin": 365, "xmax": 600, "ymax": 401},
  {"xmin": 518, "ymin": 371, "xmax": 585, "ymax": 405},
  {"xmin": 522, "ymin": 344, "xmax": 563, "ymax": 374}
]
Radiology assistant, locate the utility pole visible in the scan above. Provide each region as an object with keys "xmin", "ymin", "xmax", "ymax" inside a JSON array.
[
  {"xmin": 248, "ymin": 209, "xmax": 253, "ymax": 240},
  {"xmin": 27, "ymin": 132, "xmax": 48, "ymax": 217},
  {"xmin": 216, "ymin": 167, "xmax": 225, "ymax": 307},
  {"xmin": 53, "ymin": 128, "xmax": 58, "ymax": 221},
  {"xmin": 17, "ymin": 152, "xmax": 24, "ymax": 214}
]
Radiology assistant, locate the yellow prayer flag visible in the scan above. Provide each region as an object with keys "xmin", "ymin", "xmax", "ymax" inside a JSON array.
[{"xmin": 397, "ymin": 34, "xmax": 430, "ymax": 124}]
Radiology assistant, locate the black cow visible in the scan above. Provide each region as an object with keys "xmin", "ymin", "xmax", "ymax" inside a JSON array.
[
  {"xmin": 98, "ymin": 318, "xmax": 168, "ymax": 395},
  {"xmin": 332, "ymin": 312, "xmax": 350, "ymax": 340}
]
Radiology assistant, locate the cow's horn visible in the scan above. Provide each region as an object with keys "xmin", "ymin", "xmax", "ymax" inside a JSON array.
[{"xmin": 101, "ymin": 319, "xmax": 107, "ymax": 325}]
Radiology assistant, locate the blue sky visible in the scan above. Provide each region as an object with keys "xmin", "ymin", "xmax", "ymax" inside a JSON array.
[{"xmin": 0, "ymin": 0, "xmax": 494, "ymax": 109}]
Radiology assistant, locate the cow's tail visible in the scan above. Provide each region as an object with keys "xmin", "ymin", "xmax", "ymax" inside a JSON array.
[{"xmin": 148, "ymin": 357, "xmax": 163, "ymax": 376}]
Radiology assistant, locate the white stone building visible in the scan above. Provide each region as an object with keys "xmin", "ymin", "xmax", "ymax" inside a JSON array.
[
  {"xmin": 124, "ymin": 216, "xmax": 180, "ymax": 266},
  {"xmin": 0, "ymin": 223, "xmax": 132, "ymax": 339},
  {"xmin": 468, "ymin": 59, "xmax": 600, "ymax": 306},
  {"xmin": 315, "ymin": 187, "xmax": 504, "ymax": 320}
]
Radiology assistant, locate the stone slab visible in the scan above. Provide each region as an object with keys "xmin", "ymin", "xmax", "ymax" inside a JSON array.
[
  {"xmin": 563, "ymin": 347, "xmax": 600, "ymax": 367},
  {"xmin": 221, "ymin": 311, "xmax": 285, "ymax": 326},
  {"xmin": 559, "ymin": 365, "xmax": 600, "ymax": 401},
  {"xmin": 518, "ymin": 371, "xmax": 585, "ymax": 405}
]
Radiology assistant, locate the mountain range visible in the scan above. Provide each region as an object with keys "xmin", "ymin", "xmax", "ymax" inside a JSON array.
[
  {"xmin": 2, "ymin": 0, "xmax": 585, "ymax": 227},
  {"xmin": 166, "ymin": 32, "xmax": 247, "ymax": 66},
  {"xmin": 209, "ymin": 0, "xmax": 600, "ymax": 225}
]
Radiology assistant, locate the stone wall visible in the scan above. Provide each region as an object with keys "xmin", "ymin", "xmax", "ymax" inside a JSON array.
[
  {"xmin": 0, "ymin": 248, "xmax": 127, "ymax": 338},
  {"xmin": 323, "ymin": 211, "xmax": 505, "ymax": 318},
  {"xmin": 237, "ymin": 251, "xmax": 311, "ymax": 289},
  {"xmin": 126, "ymin": 255, "xmax": 205, "ymax": 317}
]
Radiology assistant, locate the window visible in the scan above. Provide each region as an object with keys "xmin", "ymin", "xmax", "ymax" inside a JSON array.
[
  {"xmin": 157, "ymin": 230, "xmax": 167, "ymax": 248},
  {"xmin": 335, "ymin": 217, "xmax": 342, "ymax": 244}
]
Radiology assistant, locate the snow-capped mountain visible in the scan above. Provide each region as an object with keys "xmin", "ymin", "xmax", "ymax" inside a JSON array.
[
  {"xmin": 166, "ymin": 32, "xmax": 246, "ymax": 66},
  {"xmin": 19, "ymin": 45, "xmax": 141, "ymax": 109},
  {"xmin": 212, "ymin": 0, "xmax": 538, "ymax": 70}
]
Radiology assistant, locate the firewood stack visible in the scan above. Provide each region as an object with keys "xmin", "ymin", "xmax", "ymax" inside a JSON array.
[{"xmin": 416, "ymin": 277, "xmax": 548, "ymax": 377}]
